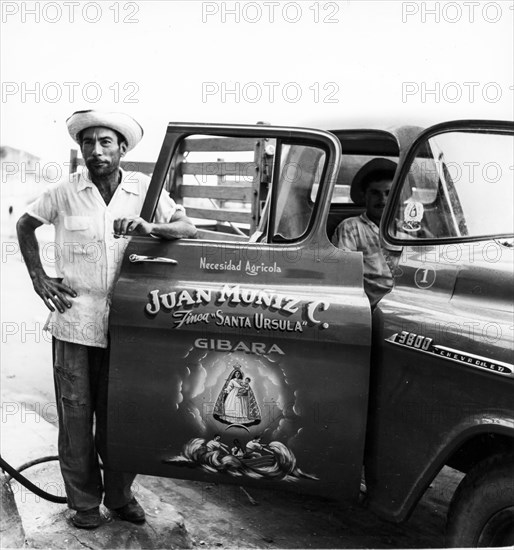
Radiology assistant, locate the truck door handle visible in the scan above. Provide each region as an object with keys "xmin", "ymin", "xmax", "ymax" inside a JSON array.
[{"xmin": 129, "ymin": 254, "xmax": 178, "ymax": 265}]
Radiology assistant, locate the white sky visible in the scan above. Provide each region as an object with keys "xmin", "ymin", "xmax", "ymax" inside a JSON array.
[{"xmin": 1, "ymin": 0, "xmax": 513, "ymax": 161}]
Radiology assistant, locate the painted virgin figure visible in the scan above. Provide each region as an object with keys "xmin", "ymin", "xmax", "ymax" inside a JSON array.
[{"xmin": 213, "ymin": 365, "xmax": 261, "ymax": 426}]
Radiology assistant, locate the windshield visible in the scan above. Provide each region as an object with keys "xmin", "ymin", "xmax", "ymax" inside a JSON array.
[{"xmin": 390, "ymin": 130, "xmax": 514, "ymax": 240}]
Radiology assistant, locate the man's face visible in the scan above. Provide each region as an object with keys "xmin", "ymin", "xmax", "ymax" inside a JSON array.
[
  {"xmin": 364, "ymin": 178, "xmax": 392, "ymax": 225},
  {"xmin": 81, "ymin": 126, "xmax": 126, "ymax": 178}
]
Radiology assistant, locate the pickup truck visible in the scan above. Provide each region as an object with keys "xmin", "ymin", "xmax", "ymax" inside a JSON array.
[{"xmin": 105, "ymin": 120, "xmax": 513, "ymax": 547}]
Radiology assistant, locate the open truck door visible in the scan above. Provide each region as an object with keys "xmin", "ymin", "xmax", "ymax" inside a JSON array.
[{"xmin": 107, "ymin": 124, "xmax": 371, "ymax": 500}]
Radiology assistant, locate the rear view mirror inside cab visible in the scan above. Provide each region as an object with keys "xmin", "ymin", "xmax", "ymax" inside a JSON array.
[
  {"xmin": 163, "ymin": 133, "xmax": 329, "ymax": 244},
  {"xmin": 386, "ymin": 129, "xmax": 514, "ymax": 243}
]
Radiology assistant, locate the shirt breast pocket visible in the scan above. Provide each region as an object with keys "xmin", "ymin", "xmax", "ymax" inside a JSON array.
[
  {"xmin": 63, "ymin": 216, "xmax": 95, "ymax": 249},
  {"xmin": 64, "ymin": 216, "xmax": 91, "ymax": 231}
]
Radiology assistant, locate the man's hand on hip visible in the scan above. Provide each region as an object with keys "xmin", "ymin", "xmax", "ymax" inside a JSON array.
[{"xmin": 32, "ymin": 273, "xmax": 77, "ymax": 313}]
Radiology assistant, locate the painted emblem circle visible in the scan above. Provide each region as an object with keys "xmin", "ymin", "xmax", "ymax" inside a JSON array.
[{"xmin": 414, "ymin": 267, "xmax": 436, "ymax": 289}]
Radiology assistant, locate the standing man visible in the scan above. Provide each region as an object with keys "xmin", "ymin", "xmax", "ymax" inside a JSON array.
[
  {"xmin": 332, "ymin": 158, "xmax": 397, "ymax": 308},
  {"xmin": 16, "ymin": 110, "xmax": 197, "ymax": 529}
]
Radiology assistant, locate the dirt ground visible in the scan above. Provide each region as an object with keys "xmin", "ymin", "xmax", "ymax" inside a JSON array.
[
  {"xmin": 1, "ymin": 203, "xmax": 465, "ymax": 549},
  {"xmin": 138, "ymin": 466, "xmax": 463, "ymax": 548}
]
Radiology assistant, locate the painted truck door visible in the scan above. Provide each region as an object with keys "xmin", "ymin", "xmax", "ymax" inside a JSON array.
[
  {"xmin": 107, "ymin": 124, "xmax": 372, "ymax": 501},
  {"xmin": 366, "ymin": 120, "xmax": 514, "ymax": 521}
]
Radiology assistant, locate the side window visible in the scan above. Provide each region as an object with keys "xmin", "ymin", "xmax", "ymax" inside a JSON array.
[
  {"xmin": 162, "ymin": 134, "xmax": 329, "ymax": 244},
  {"xmin": 390, "ymin": 131, "xmax": 514, "ymax": 241}
]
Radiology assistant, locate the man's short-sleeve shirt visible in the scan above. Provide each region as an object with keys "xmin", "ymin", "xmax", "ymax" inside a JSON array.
[
  {"xmin": 331, "ymin": 213, "xmax": 393, "ymax": 307},
  {"xmin": 26, "ymin": 168, "xmax": 183, "ymax": 348}
]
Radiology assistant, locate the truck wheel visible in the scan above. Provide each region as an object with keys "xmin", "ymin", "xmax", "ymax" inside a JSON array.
[{"xmin": 446, "ymin": 452, "xmax": 514, "ymax": 547}]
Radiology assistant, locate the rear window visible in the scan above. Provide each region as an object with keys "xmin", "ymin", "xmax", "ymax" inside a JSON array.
[{"xmin": 311, "ymin": 154, "xmax": 399, "ymax": 204}]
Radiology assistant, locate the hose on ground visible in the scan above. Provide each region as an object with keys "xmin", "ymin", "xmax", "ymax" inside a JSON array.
[{"xmin": 0, "ymin": 454, "xmax": 67, "ymax": 504}]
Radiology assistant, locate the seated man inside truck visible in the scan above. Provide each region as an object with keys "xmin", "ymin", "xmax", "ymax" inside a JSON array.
[{"xmin": 331, "ymin": 158, "xmax": 397, "ymax": 308}]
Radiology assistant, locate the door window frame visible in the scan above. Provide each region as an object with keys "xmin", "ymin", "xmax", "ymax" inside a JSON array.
[{"xmin": 140, "ymin": 124, "xmax": 342, "ymax": 246}]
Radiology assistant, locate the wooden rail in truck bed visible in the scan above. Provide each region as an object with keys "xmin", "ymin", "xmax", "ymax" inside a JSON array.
[{"xmin": 69, "ymin": 135, "xmax": 273, "ymax": 235}]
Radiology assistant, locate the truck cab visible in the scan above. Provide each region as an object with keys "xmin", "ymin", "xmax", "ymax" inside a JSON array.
[{"xmin": 107, "ymin": 121, "xmax": 514, "ymax": 547}]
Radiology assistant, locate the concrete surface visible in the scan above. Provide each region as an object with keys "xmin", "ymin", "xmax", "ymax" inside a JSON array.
[
  {"xmin": 1, "ymin": 472, "xmax": 26, "ymax": 548},
  {"xmin": 0, "ymin": 393, "xmax": 192, "ymax": 549}
]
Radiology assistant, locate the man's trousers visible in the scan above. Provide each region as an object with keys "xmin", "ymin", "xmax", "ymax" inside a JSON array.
[{"xmin": 52, "ymin": 338, "xmax": 135, "ymax": 511}]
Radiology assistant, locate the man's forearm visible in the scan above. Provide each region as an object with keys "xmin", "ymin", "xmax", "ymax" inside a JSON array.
[
  {"xmin": 16, "ymin": 216, "xmax": 46, "ymax": 279},
  {"xmin": 150, "ymin": 221, "xmax": 197, "ymax": 240}
]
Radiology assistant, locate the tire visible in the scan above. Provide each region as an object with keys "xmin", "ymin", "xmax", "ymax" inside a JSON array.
[{"xmin": 446, "ymin": 452, "xmax": 514, "ymax": 548}]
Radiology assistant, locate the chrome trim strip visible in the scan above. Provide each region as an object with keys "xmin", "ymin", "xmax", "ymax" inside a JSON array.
[{"xmin": 385, "ymin": 333, "xmax": 514, "ymax": 377}]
